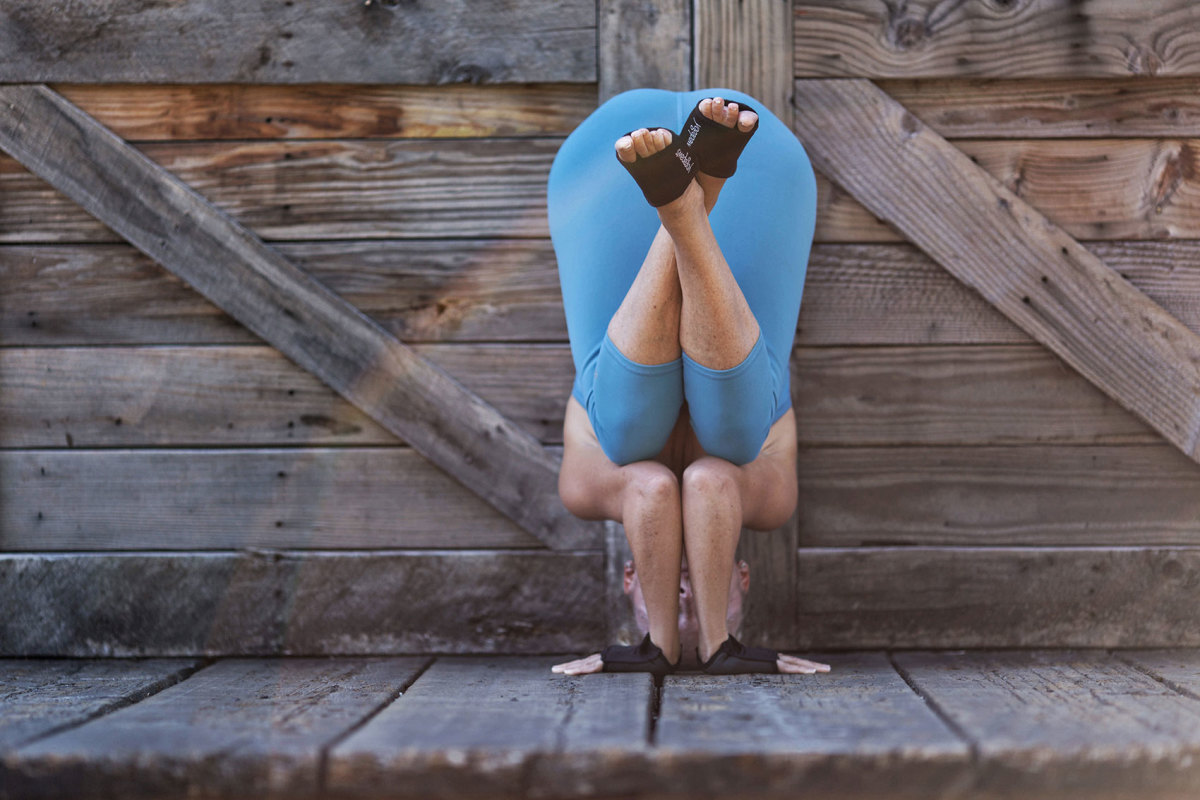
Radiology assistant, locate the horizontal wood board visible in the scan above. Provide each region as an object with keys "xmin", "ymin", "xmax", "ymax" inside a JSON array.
[
  {"xmin": 327, "ymin": 658, "xmax": 653, "ymax": 798},
  {"xmin": 0, "ymin": 551, "xmax": 605, "ymax": 656},
  {"xmin": 0, "ymin": 659, "xmax": 199, "ymax": 752},
  {"xmin": 5, "ymin": 240, "xmax": 1200, "ymax": 348},
  {"xmin": 51, "ymin": 83, "xmax": 595, "ymax": 141},
  {"xmin": 795, "ymin": 0, "xmax": 1200, "ymax": 78},
  {"xmin": 10, "ymin": 136, "xmax": 1200, "ymax": 243},
  {"xmin": 0, "ymin": 1, "xmax": 596, "ymax": 84},
  {"xmin": 895, "ymin": 650, "xmax": 1200, "ymax": 798},
  {"xmin": 796, "ymin": 546, "xmax": 1200, "ymax": 648}
]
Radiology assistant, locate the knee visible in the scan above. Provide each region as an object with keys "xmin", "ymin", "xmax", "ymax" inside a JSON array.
[
  {"xmin": 681, "ymin": 457, "xmax": 741, "ymax": 503},
  {"xmin": 622, "ymin": 461, "xmax": 679, "ymax": 509}
]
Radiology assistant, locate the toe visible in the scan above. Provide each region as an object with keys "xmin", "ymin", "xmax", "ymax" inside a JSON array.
[
  {"xmin": 738, "ymin": 109, "xmax": 758, "ymax": 132},
  {"xmin": 699, "ymin": 97, "xmax": 714, "ymax": 119},
  {"xmin": 632, "ymin": 128, "xmax": 653, "ymax": 159},
  {"xmin": 615, "ymin": 135, "xmax": 637, "ymax": 163},
  {"xmin": 651, "ymin": 128, "xmax": 672, "ymax": 152}
]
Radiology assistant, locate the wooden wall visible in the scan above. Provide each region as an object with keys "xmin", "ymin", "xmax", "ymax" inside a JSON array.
[{"xmin": 4, "ymin": 0, "xmax": 1200, "ymax": 655}]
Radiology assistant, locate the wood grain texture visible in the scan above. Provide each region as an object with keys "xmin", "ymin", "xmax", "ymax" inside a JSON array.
[
  {"xmin": 894, "ymin": 650, "xmax": 1200, "ymax": 798},
  {"xmin": 795, "ymin": 0, "xmax": 1200, "ymax": 78},
  {"xmin": 696, "ymin": 0, "xmax": 794, "ymax": 122},
  {"xmin": 0, "ymin": 448, "xmax": 548, "ymax": 550},
  {"xmin": 797, "ymin": 445, "xmax": 1200, "ymax": 547},
  {"xmin": 327, "ymin": 658, "xmax": 653, "ymax": 799},
  {"xmin": 8, "ymin": 240, "xmax": 1200, "ymax": 348},
  {"xmin": 1117, "ymin": 649, "xmax": 1200, "ymax": 695},
  {"xmin": 0, "ymin": 137, "xmax": 557, "ymax": 243},
  {"xmin": 0, "ymin": 240, "xmax": 568, "ymax": 346},
  {"xmin": 653, "ymin": 653, "xmax": 969, "ymax": 798},
  {"xmin": 796, "ymin": 547, "xmax": 1200, "ymax": 648},
  {"xmin": 0, "ymin": 1, "xmax": 595, "ymax": 84},
  {"xmin": 796, "ymin": 241, "xmax": 1200, "ymax": 346},
  {"xmin": 0, "ymin": 660, "xmax": 199, "ymax": 752},
  {"xmin": 0, "ymin": 84, "xmax": 591, "ymax": 550},
  {"xmin": 4, "ymin": 658, "xmax": 426, "ymax": 800},
  {"xmin": 792, "ymin": 344, "xmax": 1158, "ymax": 447},
  {"xmin": 879, "ymin": 77, "xmax": 1200, "ymax": 138},
  {"xmin": 793, "ymin": 79, "xmax": 1200, "ymax": 464},
  {"xmin": 53, "ymin": 83, "xmax": 595, "ymax": 141},
  {"xmin": 1, "ymin": 345, "xmax": 572, "ymax": 447},
  {"xmin": 598, "ymin": 0, "xmax": 691, "ymax": 102},
  {"xmin": 0, "ymin": 551, "xmax": 606, "ymax": 656},
  {"xmin": 811, "ymin": 138, "xmax": 1200, "ymax": 243}
]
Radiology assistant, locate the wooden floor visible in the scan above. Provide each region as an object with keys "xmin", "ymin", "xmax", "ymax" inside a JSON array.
[{"xmin": 4, "ymin": 650, "xmax": 1200, "ymax": 799}]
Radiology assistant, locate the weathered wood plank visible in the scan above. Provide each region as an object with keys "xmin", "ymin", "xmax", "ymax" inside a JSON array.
[
  {"xmin": 0, "ymin": 660, "xmax": 199, "ymax": 752},
  {"xmin": 0, "ymin": 448, "xmax": 546, "ymax": 550},
  {"xmin": 0, "ymin": 137, "xmax": 557, "ymax": 242},
  {"xmin": 0, "ymin": 1, "xmax": 596, "ymax": 84},
  {"xmin": 696, "ymin": 0, "xmax": 793, "ymax": 122},
  {"xmin": 793, "ymin": 345, "xmax": 1158, "ymax": 447},
  {"xmin": 0, "ymin": 84, "xmax": 591, "ymax": 550},
  {"xmin": 3, "ymin": 658, "xmax": 425, "ymax": 800},
  {"xmin": 894, "ymin": 650, "xmax": 1200, "ymax": 798},
  {"xmin": 797, "ymin": 241, "xmax": 1200, "ymax": 346},
  {"xmin": 879, "ymin": 77, "xmax": 1200, "ymax": 138},
  {"xmin": 1118, "ymin": 649, "xmax": 1200, "ymax": 696},
  {"xmin": 326, "ymin": 657, "xmax": 653, "ymax": 799},
  {"xmin": 793, "ymin": 79, "xmax": 1200, "ymax": 464},
  {"xmin": 54, "ymin": 83, "xmax": 595, "ymax": 141},
  {"xmin": 598, "ymin": 0, "xmax": 691, "ymax": 102},
  {"xmin": 798, "ymin": 445, "xmax": 1200, "ymax": 548},
  {"xmin": 0, "ymin": 551, "xmax": 605, "ymax": 656},
  {"xmin": 8, "ymin": 240, "xmax": 1200, "ymax": 348},
  {"xmin": 8, "ymin": 136, "xmax": 1200, "ymax": 244},
  {"xmin": 1, "ymin": 345, "xmax": 571, "ymax": 447},
  {"xmin": 653, "ymin": 653, "xmax": 970, "ymax": 798},
  {"xmin": 795, "ymin": 0, "xmax": 1200, "ymax": 78},
  {"xmin": 797, "ymin": 547, "xmax": 1200, "ymax": 648},
  {"xmin": 812, "ymin": 137, "xmax": 1200, "ymax": 243},
  {"xmin": 0, "ymin": 240, "xmax": 568, "ymax": 346}
]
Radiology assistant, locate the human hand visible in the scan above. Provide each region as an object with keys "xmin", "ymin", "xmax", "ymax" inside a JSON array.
[
  {"xmin": 776, "ymin": 653, "xmax": 832, "ymax": 674},
  {"xmin": 550, "ymin": 653, "xmax": 604, "ymax": 675}
]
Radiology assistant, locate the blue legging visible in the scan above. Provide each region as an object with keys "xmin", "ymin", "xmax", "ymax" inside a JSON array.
[{"xmin": 548, "ymin": 88, "xmax": 817, "ymax": 466}]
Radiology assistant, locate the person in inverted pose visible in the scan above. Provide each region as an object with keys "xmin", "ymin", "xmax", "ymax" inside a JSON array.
[{"xmin": 547, "ymin": 89, "xmax": 830, "ymax": 676}]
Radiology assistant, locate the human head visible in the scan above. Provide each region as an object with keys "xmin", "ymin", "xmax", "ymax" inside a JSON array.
[{"xmin": 623, "ymin": 552, "xmax": 750, "ymax": 670}]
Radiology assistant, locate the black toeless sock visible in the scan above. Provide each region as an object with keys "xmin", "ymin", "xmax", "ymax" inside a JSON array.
[
  {"xmin": 600, "ymin": 632, "xmax": 679, "ymax": 676},
  {"xmin": 697, "ymin": 634, "xmax": 779, "ymax": 674},
  {"xmin": 681, "ymin": 100, "xmax": 759, "ymax": 179},
  {"xmin": 614, "ymin": 128, "xmax": 696, "ymax": 207}
]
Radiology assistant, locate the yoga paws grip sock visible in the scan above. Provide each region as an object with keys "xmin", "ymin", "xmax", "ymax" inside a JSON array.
[
  {"xmin": 600, "ymin": 632, "xmax": 678, "ymax": 676},
  {"xmin": 682, "ymin": 100, "xmax": 760, "ymax": 178},
  {"xmin": 698, "ymin": 634, "xmax": 780, "ymax": 674},
  {"xmin": 614, "ymin": 128, "xmax": 696, "ymax": 207}
]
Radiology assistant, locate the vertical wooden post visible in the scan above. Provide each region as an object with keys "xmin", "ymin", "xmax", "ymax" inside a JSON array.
[
  {"xmin": 694, "ymin": 0, "xmax": 800, "ymax": 648},
  {"xmin": 598, "ymin": 0, "xmax": 693, "ymax": 102},
  {"xmin": 694, "ymin": 0, "xmax": 794, "ymax": 125}
]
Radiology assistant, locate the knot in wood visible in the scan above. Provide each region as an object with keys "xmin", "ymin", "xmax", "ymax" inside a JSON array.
[{"xmin": 888, "ymin": 16, "xmax": 927, "ymax": 51}]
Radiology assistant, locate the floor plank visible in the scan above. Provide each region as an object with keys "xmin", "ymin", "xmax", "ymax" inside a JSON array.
[
  {"xmin": 326, "ymin": 656, "xmax": 654, "ymax": 798},
  {"xmin": 653, "ymin": 652, "xmax": 971, "ymax": 799},
  {"xmin": 3, "ymin": 657, "xmax": 425, "ymax": 799},
  {"xmin": 0, "ymin": 659, "xmax": 199, "ymax": 752},
  {"xmin": 894, "ymin": 650, "xmax": 1200, "ymax": 799}
]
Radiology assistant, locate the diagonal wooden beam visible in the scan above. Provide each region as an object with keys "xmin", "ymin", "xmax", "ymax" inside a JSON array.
[
  {"xmin": 0, "ymin": 83, "xmax": 595, "ymax": 550},
  {"xmin": 792, "ymin": 78, "xmax": 1200, "ymax": 464}
]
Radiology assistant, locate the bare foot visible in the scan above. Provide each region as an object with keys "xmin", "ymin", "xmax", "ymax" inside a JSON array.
[
  {"xmin": 551, "ymin": 640, "xmax": 682, "ymax": 676},
  {"xmin": 693, "ymin": 97, "xmax": 759, "ymax": 211}
]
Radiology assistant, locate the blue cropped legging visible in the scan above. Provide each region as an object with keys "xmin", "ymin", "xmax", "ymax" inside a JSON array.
[{"xmin": 548, "ymin": 88, "xmax": 817, "ymax": 466}]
